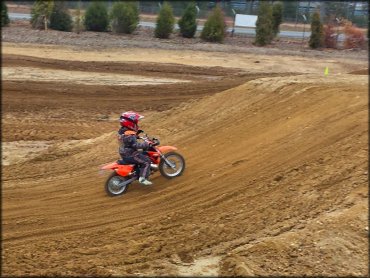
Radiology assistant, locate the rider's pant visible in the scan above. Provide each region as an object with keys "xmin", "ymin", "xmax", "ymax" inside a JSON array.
[
  {"xmin": 119, "ymin": 153, "xmax": 151, "ymax": 179},
  {"xmin": 133, "ymin": 153, "xmax": 151, "ymax": 179}
]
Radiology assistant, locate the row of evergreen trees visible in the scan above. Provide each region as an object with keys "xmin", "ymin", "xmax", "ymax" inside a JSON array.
[
  {"xmin": 25, "ymin": 0, "xmax": 226, "ymax": 42},
  {"xmin": 24, "ymin": 0, "xmax": 283, "ymax": 44},
  {"xmin": 28, "ymin": 0, "xmax": 138, "ymax": 34},
  {"xmin": 4, "ymin": 1, "xmax": 359, "ymax": 49},
  {"xmin": 26, "ymin": 1, "xmax": 196, "ymax": 39}
]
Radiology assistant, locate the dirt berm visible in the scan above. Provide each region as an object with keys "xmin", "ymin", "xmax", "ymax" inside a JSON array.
[{"xmin": 2, "ymin": 70, "xmax": 368, "ymax": 276}]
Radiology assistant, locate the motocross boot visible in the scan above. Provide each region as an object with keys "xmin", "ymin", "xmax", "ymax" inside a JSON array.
[{"xmin": 139, "ymin": 177, "xmax": 152, "ymax": 185}]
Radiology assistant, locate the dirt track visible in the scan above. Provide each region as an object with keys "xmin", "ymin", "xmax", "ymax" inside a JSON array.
[{"xmin": 1, "ymin": 39, "xmax": 368, "ymax": 276}]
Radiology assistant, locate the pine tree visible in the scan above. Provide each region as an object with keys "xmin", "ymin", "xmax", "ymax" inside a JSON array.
[
  {"xmin": 1, "ymin": 1, "xmax": 10, "ymax": 27},
  {"xmin": 74, "ymin": 0, "xmax": 82, "ymax": 34},
  {"xmin": 49, "ymin": 0, "xmax": 72, "ymax": 32},
  {"xmin": 110, "ymin": 2, "xmax": 139, "ymax": 34},
  {"xmin": 200, "ymin": 5, "xmax": 226, "ymax": 42},
  {"xmin": 84, "ymin": 1, "xmax": 109, "ymax": 32},
  {"xmin": 254, "ymin": 2, "xmax": 273, "ymax": 46},
  {"xmin": 31, "ymin": 0, "xmax": 54, "ymax": 30},
  {"xmin": 272, "ymin": 2, "xmax": 283, "ymax": 37},
  {"xmin": 178, "ymin": 2, "xmax": 197, "ymax": 38},
  {"xmin": 155, "ymin": 2, "xmax": 175, "ymax": 39},
  {"xmin": 309, "ymin": 11, "xmax": 324, "ymax": 49}
]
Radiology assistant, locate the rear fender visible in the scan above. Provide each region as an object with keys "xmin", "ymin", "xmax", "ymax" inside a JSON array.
[
  {"xmin": 101, "ymin": 162, "xmax": 119, "ymax": 170},
  {"xmin": 157, "ymin": 146, "xmax": 177, "ymax": 153}
]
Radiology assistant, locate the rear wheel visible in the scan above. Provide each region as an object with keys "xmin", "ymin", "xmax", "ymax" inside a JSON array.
[
  {"xmin": 105, "ymin": 172, "xmax": 130, "ymax": 197},
  {"xmin": 159, "ymin": 152, "xmax": 185, "ymax": 179}
]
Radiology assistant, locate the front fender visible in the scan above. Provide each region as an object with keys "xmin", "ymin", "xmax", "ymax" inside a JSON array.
[{"xmin": 157, "ymin": 145, "xmax": 177, "ymax": 153}]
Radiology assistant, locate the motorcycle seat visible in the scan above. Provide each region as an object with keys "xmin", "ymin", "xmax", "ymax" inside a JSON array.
[{"xmin": 117, "ymin": 159, "xmax": 135, "ymax": 166}]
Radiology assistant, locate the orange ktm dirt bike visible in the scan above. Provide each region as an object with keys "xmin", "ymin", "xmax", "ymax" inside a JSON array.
[{"xmin": 101, "ymin": 134, "xmax": 185, "ymax": 197}]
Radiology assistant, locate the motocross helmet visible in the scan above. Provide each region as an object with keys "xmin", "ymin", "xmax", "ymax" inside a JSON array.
[{"xmin": 119, "ymin": 111, "xmax": 144, "ymax": 132}]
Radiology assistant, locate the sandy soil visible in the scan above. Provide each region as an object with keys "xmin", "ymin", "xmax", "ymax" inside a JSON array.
[
  {"xmin": 1, "ymin": 27, "xmax": 369, "ymax": 277},
  {"xmin": 3, "ymin": 66, "xmax": 191, "ymax": 86},
  {"xmin": 3, "ymin": 41, "xmax": 367, "ymax": 75}
]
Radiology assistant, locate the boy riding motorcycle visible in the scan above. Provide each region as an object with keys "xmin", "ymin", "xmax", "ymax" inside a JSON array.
[{"xmin": 117, "ymin": 111, "xmax": 153, "ymax": 185}]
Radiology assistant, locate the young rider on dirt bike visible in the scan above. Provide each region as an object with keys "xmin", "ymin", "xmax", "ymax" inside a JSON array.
[{"xmin": 117, "ymin": 111, "xmax": 153, "ymax": 185}]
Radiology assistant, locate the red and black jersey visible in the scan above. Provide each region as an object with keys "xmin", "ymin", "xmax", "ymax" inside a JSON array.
[{"xmin": 119, "ymin": 130, "xmax": 149, "ymax": 157}]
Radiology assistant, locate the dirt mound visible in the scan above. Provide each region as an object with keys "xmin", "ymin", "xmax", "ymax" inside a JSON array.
[
  {"xmin": 2, "ymin": 69, "xmax": 368, "ymax": 277},
  {"xmin": 2, "ymin": 54, "xmax": 285, "ymax": 143}
]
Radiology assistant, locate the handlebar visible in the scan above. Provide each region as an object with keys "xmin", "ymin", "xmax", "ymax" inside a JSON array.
[{"xmin": 138, "ymin": 134, "xmax": 160, "ymax": 147}]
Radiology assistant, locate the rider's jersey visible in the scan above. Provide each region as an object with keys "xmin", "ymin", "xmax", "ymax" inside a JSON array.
[
  {"xmin": 119, "ymin": 130, "xmax": 149, "ymax": 157},
  {"xmin": 117, "ymin": 127, "xmax": 128, "ymax": 147}
]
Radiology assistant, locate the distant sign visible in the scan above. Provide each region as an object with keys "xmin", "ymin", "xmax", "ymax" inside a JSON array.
[{"xmin": 234, "ymin": 14, "xmax": 258, "ymax": 28}]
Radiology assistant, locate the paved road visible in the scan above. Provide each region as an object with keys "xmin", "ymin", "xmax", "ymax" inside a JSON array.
[
  {"xmin": 9, "ymin": 12, "xmax": 31, "ymax": 20},
  {"xmin": 9, "ymin": 12, "xmax": 312, "ymax": 38}
]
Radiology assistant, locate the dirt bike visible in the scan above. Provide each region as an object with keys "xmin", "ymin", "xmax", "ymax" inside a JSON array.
[{"xmin": 101, "ymin": 134, "xmax": 185, "ymax": 197}]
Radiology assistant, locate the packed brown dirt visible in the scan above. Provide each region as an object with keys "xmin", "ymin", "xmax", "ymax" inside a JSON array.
[{"xmin": 1, "ymin": 29, "xmax": 368, "ymax": 277}]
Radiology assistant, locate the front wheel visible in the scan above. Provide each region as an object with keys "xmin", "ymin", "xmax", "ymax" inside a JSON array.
[
  {"xmin": 159, "ymin": 152, "xmax": 185, "ymax": 179},
  {"xmin": 105, "ymin": 172, "xmax": 131, "ymax": 197}
]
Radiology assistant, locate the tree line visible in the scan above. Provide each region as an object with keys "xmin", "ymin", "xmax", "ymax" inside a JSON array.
[
  {"xmin": 1, "ymin": 1, "xmax": 367, "ymax": 50},
  {"xmin": 0, "ymin": 0, "xmax": 283, "ymax": 45}
]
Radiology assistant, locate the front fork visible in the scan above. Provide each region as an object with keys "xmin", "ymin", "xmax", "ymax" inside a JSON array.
[{"xmin": 154, "ymin": 147, "xmax": 176, "ymax": 169}]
